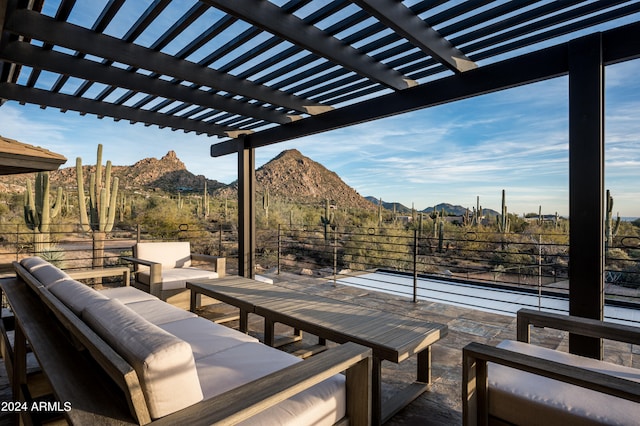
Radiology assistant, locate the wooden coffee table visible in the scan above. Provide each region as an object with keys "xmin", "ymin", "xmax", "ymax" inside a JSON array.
[{"xmin": 188, "ymin": 276, "xmax": 448, "ymax": 425}]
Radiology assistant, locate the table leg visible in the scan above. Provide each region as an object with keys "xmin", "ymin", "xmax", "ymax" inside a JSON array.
[
  {"xmin": 263, "ymin": 317, "xmax": 276, "ymax": 346},
  {"xmin": 372, "ymin": 356, "xmax": 382, "ymax": 426},
  {"xmin": 189, "ymin": 290, "xmax": 201, "ymax": 312},
  {"xmin": 417, "ymin": 346, "xmax": 431, "ymax": 383},
  {"xmin": 239, "ymin": 308, "xmax": 249, "ymax": 333}
]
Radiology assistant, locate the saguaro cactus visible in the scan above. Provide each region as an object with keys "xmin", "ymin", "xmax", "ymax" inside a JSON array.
[
  {"xmin": 76, "ymin": 144, "xmax": 119, "ymax": 272},
  {"xmin": 605, "ymin": 189, "xmax": 620, "ymax": 250},
  {"xmin": 320, "ymin": 198, "xmax": 334, "ymax": 241},
  {"xmin": 262, "ymin": 188, "xmax": 270, "ymax": 221},
  {"xmin": 24, "ymin": 172, "xmax": 63, "ymax": 252},
  {"xmin": 497, "ymin": 189, "xmax": 510, "ymax": 233},
  {"xmin": 77, "ymin": 144, "xmax": 119, "ymax": 233}
]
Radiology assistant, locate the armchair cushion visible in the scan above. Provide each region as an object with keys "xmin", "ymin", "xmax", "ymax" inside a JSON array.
[
  {"xmin": 137, "ymin": 267, "xmax": 218, "ymax": 291},
  {"xmin": 134, "ymin": 242, "xmax": 192, "ymax": 270},
  {"xmin": 489, "ymin": 340, "xmax": 640, "ymax": 425}
]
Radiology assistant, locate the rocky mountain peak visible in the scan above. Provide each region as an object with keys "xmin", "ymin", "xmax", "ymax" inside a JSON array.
[{"xmin": 217, "ymin": 149, "xmax": 375, "ymax": 210}]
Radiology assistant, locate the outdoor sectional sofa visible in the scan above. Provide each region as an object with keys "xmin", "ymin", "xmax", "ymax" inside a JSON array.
[{"xmin": 1, "ymin": 257, "xmax": 372, "ymax": 425}]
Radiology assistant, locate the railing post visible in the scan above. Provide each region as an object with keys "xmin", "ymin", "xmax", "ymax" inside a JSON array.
[
  {"xmin": 413, "ymin": 229, "xmax": 418, "ymax": 303},
  {"xmin": 538, "ymin": 234, "xmax": 542, "ymax": 310},
  {"xmin": 136, "ymin": 223, "xmax": 141, "ymax": 243},
  {"xmin": 277, "ymin": 224, "xmax": 281, "ymax": 275},
  {"xmin": 15, "ymin": 224, "xmax": 19, "ymax": 261},
  {"xmin": 333, "ymin": 226, "xmax": 337, "ymax": 287},
  {"xmin": 219, "ymin": 223, "xmax": 223, "ymax": 256}
]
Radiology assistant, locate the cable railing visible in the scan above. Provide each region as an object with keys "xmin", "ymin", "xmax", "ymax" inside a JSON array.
[
  {"xmin": 0, "ymin": 222, "xmax": 239, "ymax": 275},
  {"xmin": 255, "ymin": 224, "xmax": 640, "ymax": 322},
  {"xmin": 1, "ymin": 221, "xmax": 638, "ymax": 322}
]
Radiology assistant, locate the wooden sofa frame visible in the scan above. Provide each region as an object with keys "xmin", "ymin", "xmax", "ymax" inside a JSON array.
[
  {"xmin": 462, "ymin": 308, "xmax": 640, "ymax": 426},
  {"xmin": 2, "ymin": 261, "xmax": 373, "ymax": 425}
]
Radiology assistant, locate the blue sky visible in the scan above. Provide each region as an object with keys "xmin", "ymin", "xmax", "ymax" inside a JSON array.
[
  {"xmin": 2, "ymin": 57, "xmax": 638, "ymax": 217},
  {"xmin": 1, "ymin": 1, "xmax": 639, "ymax": 217}
]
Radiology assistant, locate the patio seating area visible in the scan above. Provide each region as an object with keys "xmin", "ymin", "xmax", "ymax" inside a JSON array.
[{"xmin": 1, "ymin": 267, "xmax": 639, "ymax": 424}]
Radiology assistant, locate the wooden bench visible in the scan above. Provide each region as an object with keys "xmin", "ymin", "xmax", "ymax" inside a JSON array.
[
  {"xmin": 1, "ymin": 261, "xmax": 373, "ymax": 425},
  {"xmin": 188, "ymin": 276, "xmax": 448, "ymax": 425},
  {"xmin": 68, "ymin": 266, "xmax": 131, "ymax": 286}
]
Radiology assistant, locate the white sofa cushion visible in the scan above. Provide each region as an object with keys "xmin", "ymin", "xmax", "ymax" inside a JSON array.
[
  {"xmin": 48, "ymin": 279, "xmax": 109, "ymax": 316},
  {"xmin": 20, "ymin": 256, "xmax": 49, "ymax": 271},
  {"xmin": 158, "ymin": 317, "xmax": 258, "ymax": 360},
  {"xmin": 22, "ymin": 258, "xmax": 71, "ymax": 288},
  {"xmin": 135, "ymin": 242, "xmax": 192, "ymax": 270},
  {"xmin": 137, "ymin": 267, "xmax": 218, "ymax": 290},
  {"xmin": 489, "ymin": 340, "xmax": 640, "ymax": 425},
  {"xmin": 124, "ymin": 299, "xmax": 197, "ymax": 325},
  {"xmin": 100, "ymin": 286, "xmax": 158, "ymax": 304},
  {"xmin": 83, "ymin": 298, "xmax": 203, "ymax": 419},
  {"xmin": 196, "ymin": 341, "xmax": 345, "ymax": 426}
]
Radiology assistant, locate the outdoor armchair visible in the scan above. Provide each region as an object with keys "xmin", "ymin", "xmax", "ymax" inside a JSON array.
[
  {"xmin": 463, "ymin": 308, "xmax": 640, "ymax": 425},
  {"xmin": 123, "ymin": 241, "xmax": 225, "ymax": 301}
]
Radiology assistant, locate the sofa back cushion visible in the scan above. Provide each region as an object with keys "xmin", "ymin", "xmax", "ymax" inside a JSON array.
[
  {"xmin": 83, "ymin": 298, "xmax": 203, "ymax": 419},
  {"xmin": 21, "ymin": 257, "xmax": 70, "ymax": 288},
  {"xmin": 48, "ymin": 279, "xmax": 109, "ymax": 316},
  {"xmin": 134, "ymin": 242, "xmax": 192, "ymax": 270}
]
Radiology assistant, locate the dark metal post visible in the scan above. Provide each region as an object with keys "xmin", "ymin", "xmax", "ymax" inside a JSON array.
[
  {"xmin": 333, "ymin": 227, "xmax": 337, "ymax": 287},
  {"xmin": 277, "ymin": 224, "xmax": 281, "ymax": 275},
  {"xmin": 413, "ymin": 229, "xmax": 418, "ymax": 303},
  {"xmin": 568, "ymin": 34, "xmax": 604, "ymax": 359},
  {"xmin": 237, "ymin": 137, "xmax": 256, "ymax": 279}
]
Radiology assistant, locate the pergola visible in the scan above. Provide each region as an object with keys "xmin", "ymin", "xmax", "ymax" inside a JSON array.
[{"xmin": 1, "ymin": 0, "xmax": 639, "ymax": 358}]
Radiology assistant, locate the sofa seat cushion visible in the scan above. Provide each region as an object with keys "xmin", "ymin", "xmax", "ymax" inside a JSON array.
[
  {"xmin": 124, "ymin": 299, "xmax": 197, "ymax": 325},
  {"xmin": 21, "ymin": 258, "xmax": 70, "ymax": 288},
  {"xmin": 158, "ymin": 317, "xmax": 258, "ymax": 360},
  {"xmin": 489, "ymin": 340, "xmax": 640, "ymax": 425},
  {"xmin": 100, "ymin": 286, "xmax": 158, "ymax": 304},
  {"xmin": 196, "ymin": 341, "xmax": 346, "ymax": 426},
  {"xmin": 48, "ymin": 279, "xmax": 109, "ymax": 316},
  {"xmin": 135, "ymin": 242, "xmax": 192, "ymax": 270},
  {"xmin": 83, "ymin": 299, "xmax": 203, "ymax": 419},
  {"xmin": 137, "ymin": 267, "xmax": 218, "ymax": 290}
]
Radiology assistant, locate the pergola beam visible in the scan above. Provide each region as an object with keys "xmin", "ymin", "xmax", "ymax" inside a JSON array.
[
  {"xmin": 0, "ymin": 83, "xmax": 237, "ymax": 137},
  {"xmin": 0, "ymin": 41, "xmax": 298, "ymax": 125},
  {"xmin": 211, "ymin": 20, "xmax": 640, "ymax": 157},
  {"xmin": 200, "ymin": 0, "xmax": 417, "ymax": 91},
  {"xmin": 4, "ymin": 8, "xmax": 330, "ymax": 115},
  {"xmin": 351, "ymin": 0, "xmax": 476, "ymax": 73}
]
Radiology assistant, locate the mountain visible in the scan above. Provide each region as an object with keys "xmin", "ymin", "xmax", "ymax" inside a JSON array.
[
  {"xmin": 0, "ymin": 151, "xmax": 225, "ymax": 194},
  {"xmin": 216, "ymin": 149, "xmax": 376, "ymax": 210},
  {"xmin": 365, "ymin": 197, "xmax": 412, "ymax": 213},
  {"xmin": 365, "ymin": 199, "xmax": 501, "ymax": 217},
  {"xmin": 424, "ymin": 203, "xmax": 500, "ymax": 217}
]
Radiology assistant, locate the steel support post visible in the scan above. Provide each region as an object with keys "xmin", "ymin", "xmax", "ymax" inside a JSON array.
[
  {"xmin": 237, "ymin": 137, "xmax": 256, "ymax": 279},
  {"xmin": 568, "ymin": 33, "xmax": 604, "ymax": 359}
]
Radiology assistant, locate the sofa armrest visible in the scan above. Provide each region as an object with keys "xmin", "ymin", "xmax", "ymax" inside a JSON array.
[
  {"xmin": 154, "ymin": 342, "xmax": 372, "ymax": 426},
  {"xmin": 516, "ymin": 309, "xmax": 640, "ymax": 345},
  {"xmin": 190, "ymin": 253, "xmax": 226, "ymax": 278},
  {"xmin": 462, "ymin": 341, "xmax": 640, "ymax": 426},
  {"xmin": 121, "ymin": 256, "xmax": 163, "ymax": 297}
]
